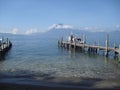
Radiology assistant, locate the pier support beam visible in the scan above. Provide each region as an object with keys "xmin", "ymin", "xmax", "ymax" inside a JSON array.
[
  {"xmin": 7, "ymin": 38, "xmax": 10, "ymax": 47},
  {"xmin": 94, "ymin": 41, "xmax": 97, "ymax": 53},
  {"xmin": 58, "ymin": 40, "xmax": 60, "ymax": 47},
  {"xmin": 119, "ymin": 45, "xmax": 120, "ymax": 63},
  {"xmin": 69, "ymin": 42, "xmax": 71, "ymax": 50},
  {"xmin": 97, "ymin": 40, "xmax": 100, "ymax": 54},
  {"xmin": 114, "ymin": 42, "xmax": 117, "ymax": 57},
  {"xmin": 74, "ymin": 38, "xmax": 77, "ymax": 50},
  {"xmin": 1, "ymin": 37, "xmax": 3, "ymax": 51},
  {"xmin": 88, "ymin": 47, "xmax": 90, "ymax": 52},
  {"xmin": 60, "ymin": 37, "xmax": 63, "ymax": 47},
  {"xmin": 105, "ymin": 33, "xmax": 109, "ymax": 57}
]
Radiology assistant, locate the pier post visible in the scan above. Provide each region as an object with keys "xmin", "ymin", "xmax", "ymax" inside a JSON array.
[
  {"xmin": 2, "ymin": 37, "xmax": 4, "ymax": 50},
  {"xmin": 119, "ymin": 45, "xmax": 120, "ymax": 62},
  {"xmin": 61, "ymin": 37, "xmax": 63, "ymax": 47},
  {"xmin": 7, "ymin": 38, "xmax": 9, "ymax": 47},
  {"xmin": 94, "ymin": 41, "xmax": 97, "ymax": 53},
  {"xmin": 88, "ymin": 47, "xmax": 90, "ymax": 52},
  {"xmin": 105, "ymin": 33, "xmax": 109, "ymax": 57},
  {"xmin": 69, "ymin": 39, "xmax": 71, "ymax": 50},
  {"xmin": 69, "ymin": 42, "xmax": 71, "ymax": 50},
  {"xmin": 74, "ymin": 38, "xmax": 77, "ymax": 50},
  {"xmin": 97, "ymin": 40, "xmax": 100, "ymax": 54},
  {"xmin": 114, "ymin": 42, "xmax": 117, "ymax": 57}
]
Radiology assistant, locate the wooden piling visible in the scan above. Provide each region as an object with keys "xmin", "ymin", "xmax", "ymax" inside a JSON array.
[
  {"xmin": 105, "ymin": 33, "xmax": 109, "ymax": 57},
  {"xmin": 60, "ymin": 37, "xmax": 63, "ymax": 47},
  {"xmin": 97, "ymin": 40, "xmax": 100, "ymax": 54},
  {"xmin": 114, "ymin": 42, "xmax": 118, "ymax": 57},
  {"xmin": 88, "ymin": 47, "xmax": 90, "ymax": 52},
  {"xmin": 74, "ymin": 38, "xmax": 76, "ymax": 50},
  {"xmin": 119, "ymin": 45, "xmax": 120, "ymax": 63},
  {"xmin": 58, "ymin": 40, "xmax": 60, "ymax": 47},
  {"xmin": 69, "ymin": 41, "xmax": 71, "ymax": 50}
]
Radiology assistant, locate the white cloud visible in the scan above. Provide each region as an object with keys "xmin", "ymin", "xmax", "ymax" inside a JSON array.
[
  {"xmin": 25, "ymin": 28, "xmax": 39, "ymax": 35},
  {"xmin": 62, "ymin": 25, "xmax": 73, "ymax": 29},
  {"xmin": 79, "ymin": 26, "xmax": 99, "ymax": 32},
  {"xmin": 48, "ymin": 24, "xmax": 106, "ymax": 32},
  {"xmin": 48, "ymin": 24, "xmax": 73, "ymax": 30},
  {"xmin": 11, "ymin": 28, "xmax": 19, "ymax": 34},
  {"xmin": 116, "ymin": 25, "xmax": 120, "ymax": 29}
]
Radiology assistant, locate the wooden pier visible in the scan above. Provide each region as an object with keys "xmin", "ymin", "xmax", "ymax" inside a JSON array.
[
  {"xmin": 58, "ymin": 34, "xmax": 120, "ymax": 61},
  {"xmin": 0, "ymin": 37, "xmax": 12, "ymax": 58}
]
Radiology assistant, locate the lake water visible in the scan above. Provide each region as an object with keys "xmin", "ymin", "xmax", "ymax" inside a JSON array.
[{"xmin": 0, "ymin": 34, "xmax": 120, "ymax": 88}]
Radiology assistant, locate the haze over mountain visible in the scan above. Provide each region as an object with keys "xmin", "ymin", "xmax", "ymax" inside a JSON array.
[
  {"xmin": 1, "ymin": 23, "xmax": 120, "ymax": 35},
  {"xmin": 26, "ymin": 24, "xmax": 120, "ymax": 46},
  {"xmin": 0, "ymin": 23, "xmax": 120, "ymax": 36},
  {"xmin": 43, "ymin": 24, "xmax": 120, "ymax": 39},
  {"xmin": 0, "ymin": 24, "xmax": 120, "ymax": 46}
]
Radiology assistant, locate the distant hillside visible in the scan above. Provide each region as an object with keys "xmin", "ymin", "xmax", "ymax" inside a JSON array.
[
  {"xmin": 39, "ymin": 28, "xmax": 119, "ymax": 38},
  {"xmin": 39, "ymin": 28, "xmax": 120, "ymax": 46},
  {"xmin": 1, "ymin": 28, "xmax": 120, "ymax": 46}
]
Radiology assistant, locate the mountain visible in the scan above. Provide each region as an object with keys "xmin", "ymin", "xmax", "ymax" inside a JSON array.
[
  {"xmin": 1, "ymin": 24, "xmax": 120, "ymax": 46},
  {"xmin": 0, "ymin": 29, "xmax": 120, "ymax": 47},
  {"xmin": 32, "ymin": 24, "xmax": 120, "ymax": 40},
  {"xmin": 37, "ymin": 24, "xmax": 120, "ymax": 46}
]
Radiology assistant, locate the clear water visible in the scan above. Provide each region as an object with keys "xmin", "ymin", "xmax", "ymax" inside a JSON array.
[{"xmin": 0, "ymin": 34, "xmax": 120, "ymax": 88}]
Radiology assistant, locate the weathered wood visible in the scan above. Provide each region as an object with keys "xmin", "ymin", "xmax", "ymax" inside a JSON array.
[{"xmin": 105, "ymin": 33, "xmax": 109, "ymax": 57}]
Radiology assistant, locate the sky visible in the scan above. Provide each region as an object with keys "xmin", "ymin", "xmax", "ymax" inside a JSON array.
[{"xmin": 0, "ymin": 0, "xmax": 120, "ymax": 34}]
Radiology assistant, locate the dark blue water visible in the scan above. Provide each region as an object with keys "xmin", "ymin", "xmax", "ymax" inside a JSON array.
[{"xmin": 0, "ymin": 34, "xmax": 120, "ymax": 88}]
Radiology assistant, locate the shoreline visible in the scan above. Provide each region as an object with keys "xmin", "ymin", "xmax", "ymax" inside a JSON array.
[
  {"xmin": 0, "ymin": 72, "xmax": 120, "ymax": 90},
  {"xmin": 0, "ymin": 82, "xmax": 120, "ymax": 90},
  {"xmin": 0, "ymin": 76, "xmax": 120, "ymax": 90}
]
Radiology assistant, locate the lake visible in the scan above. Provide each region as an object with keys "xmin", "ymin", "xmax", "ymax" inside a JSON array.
[{"xmin": 0, "ymin": 33, "xmax": 120, "ymax": 89}]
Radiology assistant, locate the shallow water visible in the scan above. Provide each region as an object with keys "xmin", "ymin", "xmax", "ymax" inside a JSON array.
[{"xmin": 0, "ymin": 34, "xmax": 120, "ymax": 88}]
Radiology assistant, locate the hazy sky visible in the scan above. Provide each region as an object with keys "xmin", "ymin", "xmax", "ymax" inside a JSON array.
[{"xmin": 0, "ymin": 0, "xmax": 120, "ymax": 34}]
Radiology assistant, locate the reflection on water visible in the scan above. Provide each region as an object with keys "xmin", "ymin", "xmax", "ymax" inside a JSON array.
[{"xmin": 0, "ymin": 47, "xmax": 120, "ymax": 79}]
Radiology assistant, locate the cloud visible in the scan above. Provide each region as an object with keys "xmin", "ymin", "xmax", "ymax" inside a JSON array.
[
  {"xmin": 48, "ymin": 24, "xmax": 106, "ymax": 32},
  {"xmin": 25, "ymin": 28, "xmax": 39, "ymax": 35},
  {"xmin": 81, "ymin": 25, "xmax": 120, "ymax": 32},
  {"xmin": 79, "ymin": 26, "xmax": 100, "ymax": 32},
  {"xmin": 48, "ymin": 24, "xmax": 73, "ymax": 30},
  {"xmin": 11, "ymin": 28, "xmax": 19, "ymax": 34},
  {"xmin": 116, "ymin": 25, "xmax": 120, "ymax": 29}
]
